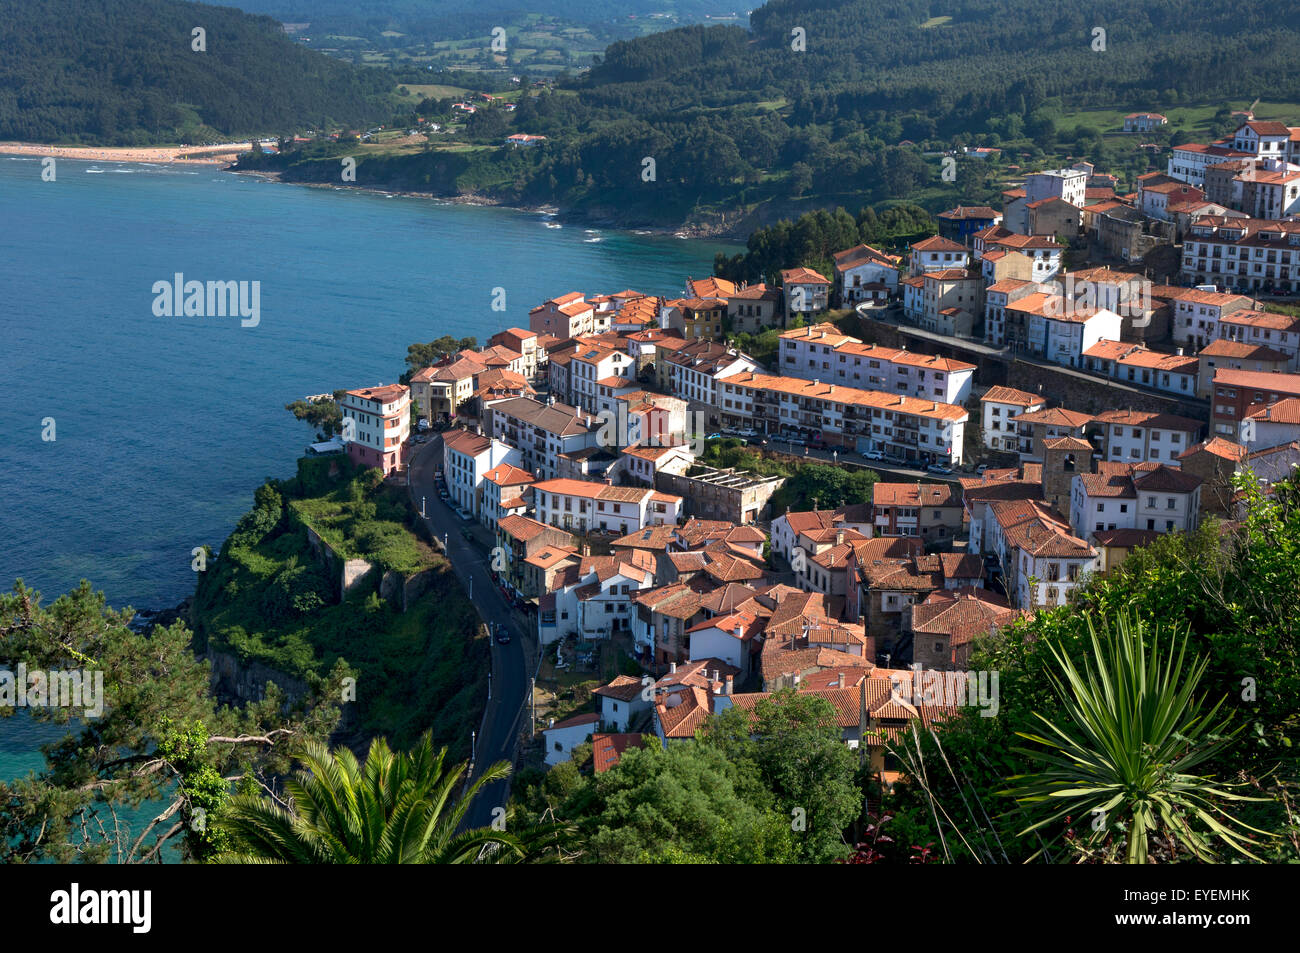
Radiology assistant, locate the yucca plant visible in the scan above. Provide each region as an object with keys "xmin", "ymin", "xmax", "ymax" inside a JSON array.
[
  {"xmin": 1003, "ymin": 613, "xmax": 1268, "ymax": 863},
  {"xmin": 215, "ymin": 731, "xmax": 544, "ymax": 863}
]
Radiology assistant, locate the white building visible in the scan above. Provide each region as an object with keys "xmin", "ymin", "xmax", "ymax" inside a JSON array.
[
  {"xmin": 1243, "ymin": 398, "xmax": 1300, "ymax": 451},
  {"xmin": 532, "ymin": 478, "xmax": 682, "ymax": 535},
  {"xmin": 908, "ymin": 236, "xmax": 970, "ymax": 275},
  {"xmin": 1095, "ymin": 409, "xmax": 1201, "ymax": 465},
  {"xmin": 980, "ymin": 386, "xmax": 1047, "ymax": 452},
  {"xmin": 1169, "ymin": 288, "xmax": 1257, "ymax": 350},
  {"xmin": 543, "ymin": 712, "xmax": 598, "ymax": 766},
  {"xmin": 340, "ymin": 384, "xmax": 411, "ymax": 476},
  {"xmin": 551, "ymin": 551, "xmax": 657, "ymax": 641},
  {"xmin": 490, "ymin": 396, "xmax": 599, "ymax": 480},
  {"xmin": 442, "ymin": 429, "xmax": 522, "ymax": 516},
  {"xmin": 1070, "ymin": 463, "xmax": 1202, "ymax": 540},
  {"xmin": 833, "ymin": 244, "xmax": 900, "ymax": 303},
  {"xmin": 1024, "ymin": 167, "xmax": 1087, "ymax": 209}
]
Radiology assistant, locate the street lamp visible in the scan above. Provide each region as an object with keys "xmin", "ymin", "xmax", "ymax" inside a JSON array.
[
  {"xmin": 421, "ymin": 496, "xmax": 426, "ymax": 517},
  {"xmin": 471, "ymin": 729, "xmax": 477, "ymax": 763}
]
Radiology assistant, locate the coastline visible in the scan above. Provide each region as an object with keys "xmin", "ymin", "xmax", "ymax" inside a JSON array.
[
  {"xmin": 1, "ymin": 139, "xmax": 744, "ymax": 238},
  {"xmin": 0, "ymin": 141, "xmax": 250, "ymax": 165},
  {"xmin": 224, "ymin": 163, "xmax": 739, "ymax": 239}
]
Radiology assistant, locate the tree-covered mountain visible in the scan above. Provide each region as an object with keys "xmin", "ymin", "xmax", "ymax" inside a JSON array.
[
  {"xmin": 0, "ymin": 0, "xmax": 392, "ymax": 144},
  {"xmin": 244, "ymin": 0, "xmax": 1300, "ymax": 231}
]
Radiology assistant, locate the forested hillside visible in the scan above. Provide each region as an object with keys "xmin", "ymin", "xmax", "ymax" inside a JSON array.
[{"xmin": 0, "ymin": 0, "xmax": 391, "ymax": 144}]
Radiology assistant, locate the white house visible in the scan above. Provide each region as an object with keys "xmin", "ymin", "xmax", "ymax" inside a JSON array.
[
  {"xmin": 1243, "ymin": 397, "xmax": 1300, "ymax": 451},
  {"xmin": 833, "ymin": 244, "xmax": 900, "ymax": 303},
  {"xmin": 480, "ymin": 462, "xmax": 534, "ymax": 531},
  {"xmin": 593, "ymin": 675, "xmax": 652, "ymax": 732},
  {"xmin": 543, "ymin": 712, "xmax": 599, "ymax": 766},
  {"xmin": 442, "ymin": 428, "xmax": 522, "ymax": 516},
  {"xmin": 532, "ymin": 478, "xmax": 682, "ymax": 535},
  {"xmin": 340, "ymin": 384, "xmax": 411, "ymax": 476},
  {"xmin": 980, "ymin": 386, "xmax": 1047, "ymax": 452},
  {"xmin": 1095, "ymin": 410, "xmax": 1201, "ymax": 465},
  {"xmin": 551, "ymin": 551, "xmax": 657, "ymax": 641},
  {"xmin": 1070, "ymin": 463, "xmax": 1201, "ymax": 541},
  {"xmin": 686, "ymin": 611, "xmax": 764, "ymax": 678},
  {"xmin": 908, "ymin": 236, "xmax": 970, "ymax": 275}
]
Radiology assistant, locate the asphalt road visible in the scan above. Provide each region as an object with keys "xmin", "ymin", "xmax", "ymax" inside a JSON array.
[{"xmin": 407, "ymin": 435, "xmax": 529, "ymax": 831}]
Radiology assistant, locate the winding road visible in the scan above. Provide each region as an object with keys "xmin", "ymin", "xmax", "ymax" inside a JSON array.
[{"xmin": 406, "ymin": 435, "xmax": 530, "ymax": 831}]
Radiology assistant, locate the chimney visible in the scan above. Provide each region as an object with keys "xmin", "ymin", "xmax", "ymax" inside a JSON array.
[
  {"xmin": 836, "ymin": 529, "xmax": 845, "ymax": 546},
  {"xmin": 733, "ymin": 625, "xmax": 743, "ymax": 638},
  {"xmin": 838, "ymin": 672, "xmax": 846, "ymax": 689},
  {"xmin": 725, "ymin": 674, "xmax": 734, "ymax": 695},
  {"xmin": 712, "ymin": 669, "xmax": 720, "ymax": 683},
  {"xmin": 793, "ymin": 673, "xmax": 801, "ymax": 687},
  {"xmin": 670, "ymin": 661, "xmax": 677, "ymax": 674}
]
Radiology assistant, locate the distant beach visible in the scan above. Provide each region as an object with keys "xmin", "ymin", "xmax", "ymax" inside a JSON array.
[{"xmin": 0, "ymin": 141, "xmax": 250, "ymax": 165}]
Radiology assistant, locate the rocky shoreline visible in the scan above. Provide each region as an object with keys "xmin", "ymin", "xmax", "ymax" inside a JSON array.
[{"xmin": 226, "ymin": 164, "xmax": 743, "ymax": 240}]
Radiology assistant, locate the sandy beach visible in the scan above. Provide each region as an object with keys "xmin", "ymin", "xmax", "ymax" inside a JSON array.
[{"xmin": 0, "ymin": 142, "xmax": 251, "ymax": 165}]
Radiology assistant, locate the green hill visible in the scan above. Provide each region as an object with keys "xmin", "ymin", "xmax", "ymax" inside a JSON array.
[{"xmin": 0, "ymin": 0, "xmax": 392, "ymax": 144}]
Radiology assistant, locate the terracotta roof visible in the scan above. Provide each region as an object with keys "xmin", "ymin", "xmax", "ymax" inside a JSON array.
[
  {"xmin": 498, "ymin": 514, "xmax": 561, "ymax": 542},
  {"xmin": 1197, "ymin": 339, "xmax": 1291, "ymax": 362},
  {"xmin": 591, "ymin": 733, "xmax": 646, "ymax": 773},
  {"xmin": 1014, "ymin": 406, "xmax": 1093, "ymax": 428},
  {"xmin": 911, "ymin": 236, "xmax": 967, "ymax": 253},
  {"xmin": 593, "ymin": 675, "xmax": 645, "ymax": 703},
  {"xmin": 483, "ymin": 463, "xmax": 534, "ymax": 486},
  {"xmin": 1093, "ymin": 409, "xmax": 1201, "ymax": 432},
  {"xmin": 442, "ymin": 428, "xmax": 493, "ymax": 456},
  {"xmin": 1213, "ymin": 368, "xmax": 1300, "ymax": 394},
  {"xmin": 981, "ymin": 385, "xmax": 1044, "ymax": 407},
  {"xmin": 873, "ymin": 482, "xmax": 962, "ymax": 508},
  {"xmin": 1245, "ymin": 398, "xmax": 1300, "ymax": 424},
  {"xmin": 781, "ymin": 267, "xmax": 830, "ymax": 285},
  {"xmin": 1179, "ymin": 437, "xmax": 1247, "ymax": 461}
]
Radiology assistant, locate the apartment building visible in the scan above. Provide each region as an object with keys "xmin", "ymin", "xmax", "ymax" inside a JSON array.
[
  {"xmin": 872, "ymin": 482, "xmax": 964, "ymax": 541},
  {"xmin": 1169, "ymin": 287, "xmax": 1257, "ymax": 350},
  {"xmin": 1095, "ymin": 409, "xmax": 1201, "ymax": 465},
  {"xmin": 1181, "ymin": 216, "xmax": 1300, "ymax": 295},
  {"xmin": 340, "ymin": 384, "xmax": 410, "ymax": 475},
  {"xmin": 716, "ymin": 371, "xmax": 968, "ymax": 465},
  {"xmin": 532, "ymin": 478, "xmax": 683, "ymax": 535},
  {"xmin": 1082, "ymin": 341, "xmax": 1199, "ymax": 396},
  {"xmin": 779, "ymin": 323, "xmax": 975, "ymax": 403},
  {"xmin": 1210, "ymin": 368, "xmax": 1300, "ymax": 439},
  {"xmin": 442, "ymin": 428, "xmax": 522, "ymax": 516},
  {"xmin": 489, "ymin": 396, "xmax": 599, "ymax": 480},
  {"xmin": 980, "ymin": 385, "xmax": 1047, "ymax": 451}
]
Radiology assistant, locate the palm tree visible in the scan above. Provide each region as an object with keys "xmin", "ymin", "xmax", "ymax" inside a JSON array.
[
  {"xmin": 1004, "ymin": 613, "xmax": 1268, "ymax": 863},
  {"xmin": 215, "ymin": 732, "xmax": 543, "ymax": 863}
]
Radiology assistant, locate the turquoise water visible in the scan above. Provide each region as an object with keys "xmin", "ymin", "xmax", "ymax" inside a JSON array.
[{"xmin": 0, "ymin": 156, "xmax": 735, "ymax": 813}]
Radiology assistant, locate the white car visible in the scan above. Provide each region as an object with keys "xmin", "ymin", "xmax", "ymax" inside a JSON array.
[{"xmin": 862, "ymin": 450, "xmax": 885, "ymax": 461}]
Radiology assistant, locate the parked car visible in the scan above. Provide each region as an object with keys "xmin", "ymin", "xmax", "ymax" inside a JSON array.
[
  {"xmin": 975, "ymin": 463, "xmax": 990, "ymax": 473},
  {"xmin": 862, "ymin": 449, "xmax": 885, "ymax": 461},
  {"xmin": 460, "ymin": 527, "xmax": 475, "ymax": 541},
  {"xmin": 926, "ymin": 463, "xmax": 954, "ymax": 475},
  {"xmin": 495, "ymin": 625, "xmax": 510, "ymax": 645}
]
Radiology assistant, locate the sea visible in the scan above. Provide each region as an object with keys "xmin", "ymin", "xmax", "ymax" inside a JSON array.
[{"xmin": 0, "ymin": 154, "xmax": 737, "ymax": 852}]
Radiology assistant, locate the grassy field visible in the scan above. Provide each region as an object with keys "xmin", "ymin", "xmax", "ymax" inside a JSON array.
[
  {"xmin": 1055, "ymin": 100, "xmax": 1300, "ymax": 136},
  {"xmin": 397, "ymin": 84, "xmax": 471, "ymax": 101}
]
